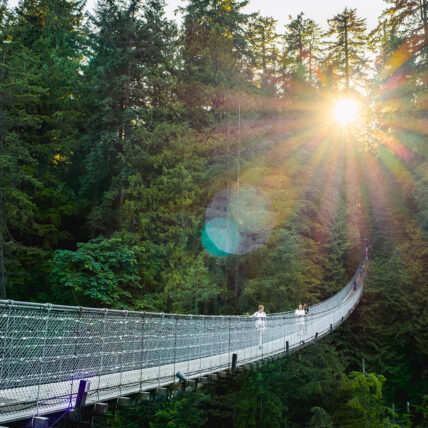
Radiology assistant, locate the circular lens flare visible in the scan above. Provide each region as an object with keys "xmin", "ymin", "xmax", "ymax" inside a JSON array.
[
  {"xmin": 202, "ymin": 186, "xmax": 274, "ymax": 257},
  {"xmin": 202, "ymin": 217, "xmax": 241, "ymax": 257},
  {"xmin": 333, "ymin": 98, "xmax": 359, "ymax": 124}
]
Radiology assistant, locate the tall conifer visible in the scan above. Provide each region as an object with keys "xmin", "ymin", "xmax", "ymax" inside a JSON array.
[
  {"xmin": 1, "ymin": 0, "xmax": 85, "ymax": 298},
  {"xmin": 325, "ymin": 8, "xmax": 368, "ymax": 91}
]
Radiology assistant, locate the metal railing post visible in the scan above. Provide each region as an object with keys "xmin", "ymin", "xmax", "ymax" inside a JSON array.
[
  {"xmin": 119, "ymin": 310, "xmax": 128, "ymax": 396},
  {"xmin": 157, "ymin": 313, "xmax": 165, "ymax": 387},
  {"xmin": 187, "ymin": 314, "xmax": 192, "ymax": 374},
  {"xmin": 96, "ymin": 309, "xmax": 107, "ymax": 402},
  {"xmin": 228, "ymin": 316, "xmax": 231, "ymax": 369},
  {"xmin": 35, "ymin": 303, "xmax": 52, "ymax": 415},
  {"xmin": 139, "ymin": 312, "xmax": 146, "ymax": 391},
  {"xmin": 0, "ymin": 300, "xmax": 13, "ymax": 388},
  {"xmin": 173, "ymin": 314, "xmax": 178, "ymax": 384},
  {"xmin": 198, "ymin": 316, "xmax": 203, "ymax": 377}
]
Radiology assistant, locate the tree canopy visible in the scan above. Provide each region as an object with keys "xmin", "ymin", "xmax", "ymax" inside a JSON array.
[{"xmin": 1, "ymin": 0, "xmax": 428, "ymax": 425}]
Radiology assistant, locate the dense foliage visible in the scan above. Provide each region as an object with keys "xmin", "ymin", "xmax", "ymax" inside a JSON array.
[{"xmin": 1, "ymin": 0, "xmax": 427, "ymax": 426}]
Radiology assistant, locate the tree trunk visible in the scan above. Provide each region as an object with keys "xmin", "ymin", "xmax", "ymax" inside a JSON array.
[
  {"xmin": 344, "ymin": 18, "xmax": 349, "ymax": 90},
  {"xmin": 262, "ymin": 30, "xmax": 267, "ymax": 76},
  {"xmin": 422, "ymin": 0, "xmax": 428, "ymax": 67}
]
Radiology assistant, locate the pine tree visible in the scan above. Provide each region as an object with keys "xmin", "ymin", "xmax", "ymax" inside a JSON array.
[
  {"xmin": 179, "ymin": 0, "xmax": 251, "ymax": 124},
  {"xmin": 247, "ymin": 15, "xmax": 279, "ymax": 92},
  {"xmin": 1, "ymin": 0, "xmax": 85, "ymax": 299},
  {"xmin": 282, "ymin": 13, "xmax": 323, "ymax": 84},
  {"xmin": 334, "ymin": 371, "xmax": 386, "ymax": 427},
  {"xmin": 381, "ymin": 0, "xmax": 428, "ymax": 53},
  {"xmin": 325, "ymin": 8, "xmax": 368, "ymax": 91},
  {"xmin": 81, "ymin": 0, "xmax": 178, "ymax": 235},
  {"xmin": 0, "ymin": 0, "xmax": 10, "ymax": 299}
]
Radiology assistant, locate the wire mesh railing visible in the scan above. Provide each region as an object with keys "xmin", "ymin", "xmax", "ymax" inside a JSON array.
[{"xmin": 0, "ymin": 262, "xmax": 367, "ymax": 423}]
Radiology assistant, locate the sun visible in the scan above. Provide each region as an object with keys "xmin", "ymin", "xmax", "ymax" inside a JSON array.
[{"xmin": 333, "ymin": 98, "xmax": 359, "ymax": 125}]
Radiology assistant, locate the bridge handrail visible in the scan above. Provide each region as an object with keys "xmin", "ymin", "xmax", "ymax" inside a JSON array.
[
  {"xmin": 0, "ymin": 261, "xmax": 364, "ymax": 320},
  {"xmin": 0, "ymin": 260, "xmax": 367, "ymax": 424},
  {"xmin": 268, "ymin": 260, "xmax": 364, "ymax": 318}
]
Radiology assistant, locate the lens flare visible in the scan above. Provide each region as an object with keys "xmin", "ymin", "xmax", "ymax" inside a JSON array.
[
  {"xmin": 333, "ymin": 98, "xmax": 359, "ymax": 125},
  {"xmin": 202, "ymin": 218, "xmax": 241, "ymax": 257},
  {"xmin": 202, "ymin": 186, "xmax": 274, "ymax": 257},
  {"xmin": 230, "ymin": 187, "xmax": 272, "ymax": 233}
]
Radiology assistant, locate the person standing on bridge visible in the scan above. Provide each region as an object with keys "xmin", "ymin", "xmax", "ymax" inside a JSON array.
[
  {"xmin": 295, "ymin": 304, "xmax": 306, "ymax": 338},
  {"xmin": 252, "ymin": 305, "xmax": 266, "ymax": 348},
  {"xmin": 295, "ymin": 304, "xmax": 305, "ymax": 317}
]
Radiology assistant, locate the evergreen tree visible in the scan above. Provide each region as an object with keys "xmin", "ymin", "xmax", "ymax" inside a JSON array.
[
  {"xmin": 50, "ymin": 233, "xmax": 145, "ymax": 308},
  {"xmin": 179, "ymin": 0, "xmax": 251, "ymax": 125},
  {"xmin": 247, "ymin": 15, "xmax": 279, "ymax": 91},
  {"xmin": 325, "ymin": 8, "xmax": 368, "ymax": 91},
  {"xmin": 163, "ymin": 254, "xmax": 220, "ymax": 314},
  {"xmin": 81, "ymin": 0, "xmax": 178, "ymax": 235},
  {"xmin": 0, "ymin": 0, "xmax": 11, "ymax": 299},
  {"xmin": 1, "ymin": 0, "xmax": 85, "ymax": 299},
  {"xmin": 309, "ymin": 407, "xmax": 334, "ymax": 428},
  {"xmin": 381, "ymin": 0, "xmax": 428, "ymax": 56},
  {"xmin": 282, "ymin": 13, "xmax": 323, "ymax": 84},
  {"xmin": 334, "ymin": 371, "xmax": 387, "ymax": 427},
  {"xmin": 120, "ymin": 125, "xmax": 209, "ymax": 310}
]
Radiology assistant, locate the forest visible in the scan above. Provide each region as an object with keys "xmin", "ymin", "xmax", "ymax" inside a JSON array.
[{"xmin": 0, "ymin": 0, "xmax": 428, "ymax": 426}]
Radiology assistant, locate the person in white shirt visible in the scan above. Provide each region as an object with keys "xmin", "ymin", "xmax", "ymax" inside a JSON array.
[
  {"xmin": 295, "ymin": 304, "xmax": 306, "ymax": 336},
  {"xmin": 295, "ymin": 304, "xmax": 306, "ymax": 317},
  {"xmin": 252, "ymin": 305, "xmax": 266, "ymax": 347}
]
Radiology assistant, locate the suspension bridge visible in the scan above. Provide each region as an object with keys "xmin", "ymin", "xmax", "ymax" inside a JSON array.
[{"xmin": 0, "ymin": 262, "xmax": 366, "ymax": 425}]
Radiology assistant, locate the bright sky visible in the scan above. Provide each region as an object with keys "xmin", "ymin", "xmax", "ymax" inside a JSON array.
[
  {"xmin": 244, "ymin": 0, "xmax": 385, "ymax": 30},
  {"xmin": 8, "ymin": 0, "xmax": 386, "ymax": 31},
  {"xmin": 166, "ymin": 0, "xmax": 386, "ymax": 31}
]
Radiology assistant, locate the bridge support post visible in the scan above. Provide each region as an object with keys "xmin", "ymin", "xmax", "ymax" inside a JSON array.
[
  {"xmin": 185, "ymin": 380, "xmax": 196, "ymax": 392},
  {"xmin": 93, "ymin": 402, "xmax": 108, "ymax": 416},
  {"xmin": 136, "ymin": 391, "xmax": 151, "ymax": 402},
  {"xmin": 76, "ymin": 380, "xmax": 90, "ymax": 409},
  {"xmin": 33, "ymin": 417, "xmax": 49, "ymax": 428},
  {"xmin": 118, "ymin": 397, "xmax": 131, "ymax": 408},
  {"xmin": 231, "ymin": 353, "xmax": 237, "ymax": 374},
  {"xmin": 155, "ymin": 387, "xmax": 168, "ymax": 401},
  {"xmin": 199, "ymin": 376, "xmax": 210, "ymax": 385},
  {"xmin": 68, "ymin": 380, "xmax": 91, "ymax": 424}
]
